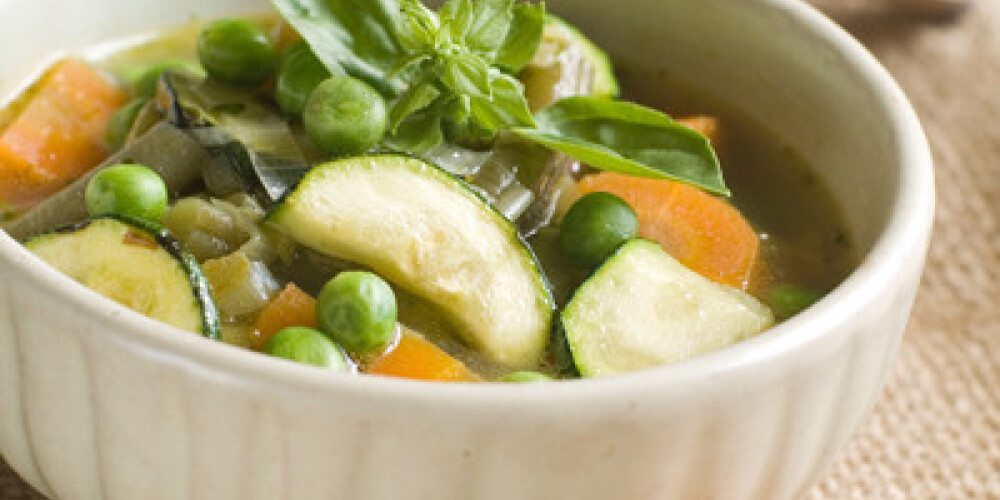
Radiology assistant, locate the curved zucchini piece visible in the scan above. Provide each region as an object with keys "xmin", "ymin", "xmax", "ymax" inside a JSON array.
[
  {"xmin": 25, "ymin": 217, "xmax": 221, "ymax": 339},
  {"xmin": 545, "ymin": 15, "xmax": 619, "ymax": 99},
  {"xmin": 563, "ymin": 240, "xmax": 773, "ymax": 377},
  {"xmin": 269, "ymin": 156, "xmax": 554, "ymax": 368}
]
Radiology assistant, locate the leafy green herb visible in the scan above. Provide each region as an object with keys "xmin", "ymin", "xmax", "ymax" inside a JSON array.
[
  {"xmin": 388, "ymin": 79, "xmax": 441, "ymax": 133},
  {"xmin": 272, "ymin": 0, "xmax": 544, "ymax": 146},
  {"xmin": 269, "ymin": 0, "xmax": 729, "ymax": 196},
  {"xmin": 494, "ymin": 3, "xmax": 546, "ymax": 71},
  {"xmin": 393, "ymin": 0, "xmax": 542, "ymax": 135},
  {"xmin": 270, "ymin": 0, "xmax": 409, "ymax": 95},
  {"xmin": 468, "ymin": 70, "xmax": 534, "ymax": 131},
  {"xmin": 454, "ymin": 0, "xmax": 514, "ymax": 56},
  {"xmin": 514, "ymin": 97, "xmax": 729, "ymax": 196}
]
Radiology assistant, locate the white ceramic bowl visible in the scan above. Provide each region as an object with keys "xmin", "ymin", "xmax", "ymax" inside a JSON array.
[{"xmin": 0, "ymin": 0, "xmax": 933, "ymax": 499}]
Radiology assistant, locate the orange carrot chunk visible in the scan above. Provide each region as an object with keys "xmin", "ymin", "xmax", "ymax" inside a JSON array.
[
  {"xmin": 676, "ymin": 115, "xmax": 722, "ymax": 146},
  {"xmin": 366, "ymin": 330, "xmax": 480, "ymax": 382},
  {"xmin": 251, "ymin": 283, "xmax": 318, "ymax": 350},
  {"xmin": 0, "ymin": 59, "xmax": 127, "ymax": 211},
  {"xmin": 577, "ymin": 172, "xmax": 760, "ymax": 290}
]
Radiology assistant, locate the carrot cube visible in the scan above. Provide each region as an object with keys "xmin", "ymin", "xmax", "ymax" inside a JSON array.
[{"xmin": 0, "ymin": 59, "xmax": 127, "ymax": 211}]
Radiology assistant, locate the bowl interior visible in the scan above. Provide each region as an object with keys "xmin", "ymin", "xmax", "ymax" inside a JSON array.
[{"xmin": 0, "ymin": 0, "xmax": 931, "ymax": 384}]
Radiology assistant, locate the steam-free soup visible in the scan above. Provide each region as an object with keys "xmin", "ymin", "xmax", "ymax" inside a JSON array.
[{"xmin": 0, "ymin": 1, "xmax": 854, "ymax": 381}]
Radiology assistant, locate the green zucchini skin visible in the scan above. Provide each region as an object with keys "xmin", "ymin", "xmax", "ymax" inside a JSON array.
[
  {"xmin": 269, "ymin": 155, "xmax": 555, "ymax": 369},
  {"xmin": 155, "ymin": 224, "xmax": 222, "ymax": 340},
  {"xmin": 562, "ymin": 239, "xmax": 774, "ymax": 377},
  {"xmin": 25, "ymin": 216, "xmax": 221, "ymax": 340}
]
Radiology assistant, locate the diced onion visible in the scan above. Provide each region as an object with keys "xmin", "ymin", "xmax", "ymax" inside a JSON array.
[{"xmin": 202, "ymin": 252, "xmax": 280, "ymax": 319}]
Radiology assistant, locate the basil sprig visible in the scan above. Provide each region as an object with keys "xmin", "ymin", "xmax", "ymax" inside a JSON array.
[
  {"xmin": 270, "ymin": 0, "xmax": 730, "ymax": 196},
  {"xmin": 387, "ymin": 0, "xmax": 541, "ymax": 146}
]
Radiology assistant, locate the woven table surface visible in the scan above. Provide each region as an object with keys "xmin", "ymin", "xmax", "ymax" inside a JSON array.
[
  {"xmin": 804, "ymin": 1, "xmax": 1000, "ymax": 497},
  {"xmin": 3, "ymin": 1, "xmax": 999, "ymax": 499}
]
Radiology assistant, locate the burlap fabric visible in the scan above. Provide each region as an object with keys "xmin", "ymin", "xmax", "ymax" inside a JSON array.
[
  {"xmin": 804, "ymin": 1, "xmax": 1000, "ymax": 497},
  {"xmin": 2, "ymin": 1, "xmax": 998, "ymax": 498}
]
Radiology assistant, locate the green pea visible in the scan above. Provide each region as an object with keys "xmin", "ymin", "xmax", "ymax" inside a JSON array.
[
  {"xmin": 128, "ymin": 59, "xmax": 205, "ymax": 98},
  {"xmin": 105, "ymin": 98, "xmax": 147, "ymax": 150},
  {"xmin": 275, "ymin": 41, "xmax": 331, "ymax": 117},
  {"xmin": 559, "ymin": 192, "xmax": 639, "ymax": 267},
  {"xmin": 304, "ymin": 75, "xmax": 387, "ymax": 156},
  {"xmin": 263, "ymin": 326, "xmax": 352, "ymax": 372},
  {"xmin": 498, "ymin": 371, "xmax": 554, "ymax": 383},
  {"xmin": 197, "ymin": 18, "xmax": 276, "ymax": 86},
  {"xmin": 767, "ymin": 284, "xmax": 823, "ymax": 320},
  {"xmin": 85, "ymin": 164, "xmax": 168, "ymax": 224},
  {"xmin": 317, "ymin": 271, "xmax": 397, "ymax": 355}
]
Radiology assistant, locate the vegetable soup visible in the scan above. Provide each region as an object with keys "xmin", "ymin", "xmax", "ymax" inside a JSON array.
[{"xmin": 0, "ymin": 0, "xmax": 854, "ymax": 381}]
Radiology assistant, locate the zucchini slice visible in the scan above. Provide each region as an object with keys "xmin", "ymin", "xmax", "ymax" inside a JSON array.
[
  {"xmin": 269, "ymin": 156, "xmax": 554, "ymax": 368},
  {"xmin": 25, "ymin": 217, "xmax": 220, "ymax": 339},
  {"xmin": 563, "ymin": 239, "xmax": 773, "ymax": 377},
  {"xmin": 545, "ymin": 15, "xmax": 620, "ymax": 99}
]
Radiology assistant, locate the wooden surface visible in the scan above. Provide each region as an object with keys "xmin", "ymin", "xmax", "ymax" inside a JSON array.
[{"xmin": 2, "ymin": 1, "xmax": 999, "ymax": 498}]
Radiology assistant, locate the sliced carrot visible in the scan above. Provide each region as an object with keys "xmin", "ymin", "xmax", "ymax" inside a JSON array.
[
  {"xmin": 676, "ymin": 115, "xmax": 722, "ymax": 146},
  {"xmin": 0, "ymin": 59, "xmax": 127, "ymax": 211},
  {"xmin": 251, "ymin": 283, "xmax": 318, "ymax": 351},
  {"xmin": 577, "ymin": 172, "xmax": 760, "ymax": 290},
  {"xmin": 366, "ymin": 329, "xmax": 480, "ymax": 382}
]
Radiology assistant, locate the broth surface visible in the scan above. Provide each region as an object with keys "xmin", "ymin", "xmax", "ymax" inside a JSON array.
[{"xmin": 617, "ymin": 62, "xmax": 857, "ymax": 294}]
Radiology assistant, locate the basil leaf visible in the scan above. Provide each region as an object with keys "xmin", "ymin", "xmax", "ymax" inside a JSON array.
[
  {"xmin": 388, "ymin": 53, "xmax": 431, "ymax": 81},
  {"xmin": 400, "ymin": 0, "xmax": 440, "ymax": 49},
  {"xmin": 440, "ymin": 0, "xmax": 475, "ymax": 42},
  {"xmin": 513, "ymin": 97, "xmax": 729, "ymax": 195},
  {"xmin": 270, "ymin": 0, "xmax": 409, "ymax": 96},
  {"xmin": 468, "ymin": 70, "xmax": 536, "ymax": 131},
  {"xmin": 465, "ymin": 0, "xmax": 514, "ymax": 55},
  {"xmin": 439, "ymin": 50, "xmax": 492, "ymax": 98},
  {"xmin": 386, "ymin": 110, "xmax": 445, "ymax": 153},
  {"xmin": 494, "ymin": 2, "xmax": 545, "ymax": 71},
  {"xmin": 389, "ymin": 80, "xmax": 441, "ymax": 132},
  {"xmin": 445, "ymin": 94, "xmax": 472, "ymax": 125}
]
